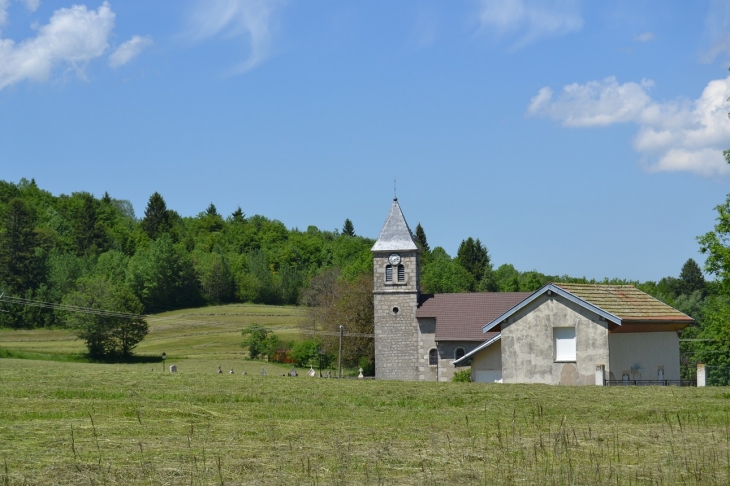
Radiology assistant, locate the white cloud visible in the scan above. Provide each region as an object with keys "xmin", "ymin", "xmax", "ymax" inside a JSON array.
[
  {"xmin": 0, "ymin": 0, "xmax": 9, "ymax": 28},
  {"xmin": 0, "ymin": 2, "xmax": 115, "ymax": 90},
  {"xmin": 633, "ymin": 32, "xmax": 654, "ymax": 42},
  {"xmin": 700, "ymin": 0, "xmax": 730, "ymax": 63},
  {"xmin": 528, "ymin": 76, "xmax": 730, "ymax": 177},
  {"xmin": 108, "ymin": 35, "xmax": 152, "ymax": 68},
  {"xmin": 476, "ymin": 0, "xmax": 583, "ymax": 48},
  {"xmin": 188, "ymin": 0, "xmax": 285, "ymax": 73}
]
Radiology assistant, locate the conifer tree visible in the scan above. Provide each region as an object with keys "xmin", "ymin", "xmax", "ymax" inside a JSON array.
[
  {"xmin": 415, "ymin": 223, "xmax": 429, "ymax": 252},
  {"xmin": 0, "ymin": 198, "xmax": 42, "ymax": 294},
  {"xmin": 679, "ymin": 258, "xmax": 706, "ymax": 296},
  {"xmin": 456, "ymin": 237, "xmax": 491, "ymax": 283},
  {"xmin": 141, "ymin": 192, "xmax": 170, "ymax": 240},
  {"xmin": 206, "ymin": 203, "xmax": 218, "ymax": 216},
  {"xmin": 230, "ymin": 206, "xmax": 246, "ymax": 223},
  {"xmin": 342, "ymin": 218, "xmax": 355, "ymax": 237}
]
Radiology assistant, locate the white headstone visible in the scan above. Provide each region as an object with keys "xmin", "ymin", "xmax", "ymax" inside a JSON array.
[
  {"xmin": 308, "ymin": 366, "xmax": 316, "ymax": 377},
  {"xmin": 358, "ymin": 368, "xmax": 364, "ymax": 379},
  {"xmin": 169, "ymin": 365, "xmax": 177, "ymax": 373}
]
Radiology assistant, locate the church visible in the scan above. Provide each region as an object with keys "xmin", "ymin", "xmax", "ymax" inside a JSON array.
[{"xmin": 371, "ymin": 199, "xmax": 694, "ymax": 384}]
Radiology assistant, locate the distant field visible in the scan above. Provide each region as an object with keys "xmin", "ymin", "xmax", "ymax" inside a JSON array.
[
  {"xmin": 1, "ymin": 304, "xmax": 730, "ymax": 484},
  {"xmin": 0, "ymin": 303, "xmax": 307, "ymax": 373}
]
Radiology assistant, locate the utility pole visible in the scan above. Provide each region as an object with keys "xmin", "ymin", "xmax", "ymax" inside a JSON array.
[{"xmin": 338, "ymin": 325, "xmax": 344, "ymax": 379}]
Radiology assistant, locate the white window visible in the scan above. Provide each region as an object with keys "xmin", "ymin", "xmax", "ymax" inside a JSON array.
[{"xmin": 553, "ymin": 327, "xmax": 576, "ymax": 362}]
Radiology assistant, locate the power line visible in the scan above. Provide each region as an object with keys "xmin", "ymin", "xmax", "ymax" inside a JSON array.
[{"xmin": 0, "ymin": 294, "xmax": 143, "ymax": 320}]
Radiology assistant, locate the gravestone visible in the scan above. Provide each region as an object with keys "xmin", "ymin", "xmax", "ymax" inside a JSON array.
[
  {"xmin": 261, "ymin": 367, "xmax": 266, "ymax": 376},
  {"xmin": 289, "ymin": 367, "xmax": 298, "ymax": 377},
  {"xmin": 325, "ymin": 370, "xmax": 331, "ymax": 378},
  {"xmin": 217, "ymin": 366, "xmax": 223, "ymax": 374},
  {"xmin": 229, "ymin": 368, "xmax": 234, "ymax": 374},
  {"xmin": 308, "ymin": 366, "xmax": 316, "ymax": 377},
  {"xmin": 358, "ymin": 368, "xmax": 364, "ymax": 379},
  {"xmin": 169, "ymin": 365, "xmax": 177, "ymax": 373}
]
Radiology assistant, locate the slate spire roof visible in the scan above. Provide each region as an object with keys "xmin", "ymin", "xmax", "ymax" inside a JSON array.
[{"xmin": 371, "ymin": 198, "xmax": 419, "ymax": 252}]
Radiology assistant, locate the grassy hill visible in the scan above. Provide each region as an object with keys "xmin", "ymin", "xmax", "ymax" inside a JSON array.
[{"xmin": 0, "ymin": 304, "xmax": 729, "ymax": 484}]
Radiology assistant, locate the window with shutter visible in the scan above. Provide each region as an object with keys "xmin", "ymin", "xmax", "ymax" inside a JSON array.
[
  {"xmin": 385, "ymin": 265, "xmax": 393, "ymax": 282},
  {"xmin": 397, "ymin": 264, "xmax": 405, "ymax": 282}
]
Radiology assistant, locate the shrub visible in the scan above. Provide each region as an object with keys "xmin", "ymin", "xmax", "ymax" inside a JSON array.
[{"xmin": 452, "ymin": 369, "xmax": 471, "ymax": 383}]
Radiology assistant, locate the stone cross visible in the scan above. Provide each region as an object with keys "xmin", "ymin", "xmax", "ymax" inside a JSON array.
[
  {"xmin": 308, "ymin": 366, "xmax": 316, "ymax": 377},
  {"xmin": 358, "ymin": 368, "xmax": 364, "ymax": 379}
]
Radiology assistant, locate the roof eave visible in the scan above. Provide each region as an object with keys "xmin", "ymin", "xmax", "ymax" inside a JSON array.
[
  {"xmin": 481, "ymin": 283, "xmax": 622, "ymax": 334},
  {"xmin": 453, "ymin": 334, "xmax": 501, "ymax": 367}
]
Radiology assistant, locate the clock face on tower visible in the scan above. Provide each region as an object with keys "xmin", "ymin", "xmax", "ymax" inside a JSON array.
[{"xmin": 388, "ymin": 253, "xmax": 401, "ymax": 265}]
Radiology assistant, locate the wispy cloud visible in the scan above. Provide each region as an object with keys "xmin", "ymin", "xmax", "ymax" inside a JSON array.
[
  {"xmin": 528, "ymin": 76, "xmax": 730, "ymax": 177},
  {"xmin": 0, "ymin": 0, "xmax": 10, "ymax": 28},
  {"xmin": 0, "ymin": 2, "xmax": 115, "ymax": 90},
  {"xmin": 109, "ymin": 35, "xmax": 153, "ymax": 68},
  {"xmin": 21, "ymin": 0, "xmax": 40, "ymax": 12},
  {"xmin": 188, "ymin": 0, "xmax": 285, "ymax": 74},
  {"xmin": 476, "ymin": 0, "xmax": 583, "ymax": 49},
  {"xmin": 700, "ymin": 0, "xmax": 730, "ymax": 63},
  {"xmin": 633, "ymin": 32, "xmax": 654, "ymax": 42}
]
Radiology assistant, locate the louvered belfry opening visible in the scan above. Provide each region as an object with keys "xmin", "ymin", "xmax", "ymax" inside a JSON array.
[
  {"xmin": 397, "ymin": 264, "xmax": 405, "ymax": 282},
  {"xmin": 385, "ymin": 265, "xmax": 393, "ymax": 282}
]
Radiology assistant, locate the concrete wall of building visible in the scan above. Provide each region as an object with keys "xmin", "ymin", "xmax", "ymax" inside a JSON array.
[
  {"xmin": 608, "ymin": 332, "xmax": 680, "ymax": 381},
  {"xmin": 501, "ymin": 294, "xmax": 609, "ymax": 385},
  {"xmin": 418, "ymin": 318, "xmax": 437, "ymax": 381},
  {"xmin": 470, "ymin": 340, "xmax": 502, "ymax": 382},
  {"xmin": 436, "ymin": 341, "xmax": 480, "ymax": 382},
  {"xmin": 373, "ymin": 250, "xmax": 420, "ymax": 380}
]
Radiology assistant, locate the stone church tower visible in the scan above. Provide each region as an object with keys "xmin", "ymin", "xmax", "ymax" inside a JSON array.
[{"xmin": 371, "ymin": 198, "xmax": 421, "ymax": 380}]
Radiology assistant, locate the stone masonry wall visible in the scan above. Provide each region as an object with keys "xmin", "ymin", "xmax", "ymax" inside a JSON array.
[{"xmin": 373, "ymin": 251, "xmax": 420, "ymax": 381}]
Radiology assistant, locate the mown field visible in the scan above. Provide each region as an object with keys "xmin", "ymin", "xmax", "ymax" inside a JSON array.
[{"xmin": 1, "ymin": 304, "xmax": 729, "ymax": 485}]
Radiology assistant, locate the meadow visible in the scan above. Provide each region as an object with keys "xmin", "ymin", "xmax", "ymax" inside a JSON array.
[{"xmin": 0, "ymin": 304, "xmax": 729, "ymax": 485}]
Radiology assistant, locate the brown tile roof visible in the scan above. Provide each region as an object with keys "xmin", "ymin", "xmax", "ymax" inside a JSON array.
[
  {"xmin": 554, "ymin": 283, "xmax": 693, "ymax": 322},
  {"xmin": 417, "ymin": 292, "xmax": 532, "ymax": 341}
]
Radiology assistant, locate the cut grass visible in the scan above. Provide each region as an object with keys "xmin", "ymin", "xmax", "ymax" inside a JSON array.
[{"xmin": 1, "ymin": 303, "xmax": 729, "ymax": 484}]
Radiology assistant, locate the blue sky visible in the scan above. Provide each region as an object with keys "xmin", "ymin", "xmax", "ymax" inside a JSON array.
[{"xmin": 1, "ymin": 0, "xmax": 730, "ymax": 282}]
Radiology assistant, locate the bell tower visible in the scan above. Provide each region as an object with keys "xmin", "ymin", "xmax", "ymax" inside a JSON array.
[{"xmin": 372, "ymin": 198, "xmax": 420, "ymax": 380}]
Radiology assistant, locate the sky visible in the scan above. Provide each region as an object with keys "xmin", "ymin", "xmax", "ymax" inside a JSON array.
[{"xmin": 1, "ymin": 0, "xmax": 730, "ymax": 283}]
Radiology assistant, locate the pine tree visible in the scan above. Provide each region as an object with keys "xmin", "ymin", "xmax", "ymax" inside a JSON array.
[
  {"xmin": 456, "ymin": 237, "xmax": 492, "ymax": 283},
  {"xmin": 342, "ymin": 218, "xmax": 355, "ymax": 237},
  {"xmin": 0, "ymin": 198, "xmax": 42, "ymax": 294},
  {"xmin": 679, "ymin": 258, "xmax": 706, "ymax": 296},
  {"xmin": 141, "ymin": 192, "xmax": 170, "ymax": 240},
  {"xmin": 415, "ymin": 223, "xmax": 429, "ymax": 252},
  {"xmin": 230, "ymin": 206, "xmax": 246, "ymax": 223},
  {"xmin": 206, "ymin": 203, "xmax": 218, "ymax": 217}
]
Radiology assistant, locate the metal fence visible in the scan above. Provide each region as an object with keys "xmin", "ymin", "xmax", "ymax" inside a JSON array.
[{"xmin": 605, "ymin": 380, "xmax": 696, "ymax": 387}]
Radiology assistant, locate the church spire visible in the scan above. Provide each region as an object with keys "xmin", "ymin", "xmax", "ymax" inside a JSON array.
[{"xmin": 372, "ymin": 199, "xmax": 419, "ymax": 252}]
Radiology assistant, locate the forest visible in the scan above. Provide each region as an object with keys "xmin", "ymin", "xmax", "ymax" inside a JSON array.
[{"xmin": 0, "ymin": 177, "xmax": 726, "ymax": 376}]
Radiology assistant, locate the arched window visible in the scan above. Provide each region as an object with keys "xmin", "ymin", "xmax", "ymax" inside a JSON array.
[
  {"xmin": 385, "ymin": 265, "xmax": 393, "ymax": 282},
  {"xmin": 454, "ymin": 347, "xmax": 465, "ymax": 360},
  {"xmin": 397, "ymin": 264, "xmax": 405, "ymax": 282},
  {"xmin": 429, "ymin": 348, "xmax": 438, "ymax": 366}
]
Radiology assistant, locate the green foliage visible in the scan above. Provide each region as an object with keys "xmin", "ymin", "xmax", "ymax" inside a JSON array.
[
  {"xmin": 456, "ymin": 237, "xmax": 492, "ymax": 284},
  {"xmin": 421, "ymin": 247, "xmax": 475, "ymax": 293},
  {"xmin": 414, "ymin": 223, "xmax": 429, "ymax": 253},
  {"xmin": 290, "ymin": 339, "xmax": 320, "ymax": 367},
  {"xmin": 342, "ymin": 218, "xmax": 355, "ymax": 237},
  {"xmin": 240, "ymin": 323, "xmax": 289, "ymax": 361},
  {"xmin": 679, "ymin": 258, "xmax": 706, "ymax": 296},
  {"xmin": 0, "ymin": 198, "xmax": 43, "ymax": 295},
  {"xmin": 493, "ymin": 264, "xmax": 520, "ymax": 292},
  {"xmin": 62, "ymin": 276, "xmax": 148, "ymax": 358},
  {"xmin": 141, "ymin": 192, "xmax": 171, "ymax": 240},
  {"xmin": 452, "ymin": 368, "xmax": 472, "ymax": 382}
]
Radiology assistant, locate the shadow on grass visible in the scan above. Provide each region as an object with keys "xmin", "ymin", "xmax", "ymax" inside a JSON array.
[{"xmin": 0, "ymin": 347, "xmax": 165, "ymax": 364}]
